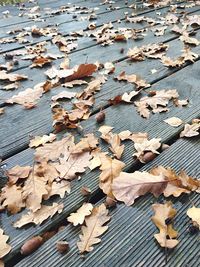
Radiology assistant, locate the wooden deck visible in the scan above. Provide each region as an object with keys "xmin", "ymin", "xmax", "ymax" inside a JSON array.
[{"xmin": 0, "ymin": 0, "xmax": 200, "ymax": 266}]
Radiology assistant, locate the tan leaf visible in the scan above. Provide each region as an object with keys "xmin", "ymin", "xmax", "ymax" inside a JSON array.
[
  {"xmin": 7, "ymin": 165, "xmax": 31, "ymax": 184},
  {"xmin": 77, "ymin": 204, "xmax": 110, "ymax": 253},
  {"xmin": 89, "ymin": 149, "xmax": 108, "ymax": 170},
  {"xmin": 112, "ymin": 171, "xmax": 167, "ymax": 206},
  {"xmin": 71, "ymin": 134, "xmax": 98, "ymax": 154},
  {"xmin": 180, "ymin": 123, "xmax": 200, "ymax": 137},
  {"xmin": 116, "ymin": 71, "xmax": 150, "ymax": 89},
  {"xmin": 180, "ymin": 33, "xmax": 200, "ymax": 46},
  {"xmin": 164, "ymin": 117, "xmax": 183, "ymax": 127},
  {"xmin": 0, "ymin": 70, "xmax": 27, "ymax": 82},
  {"xmin": 6, "ymin": 87, "xmax": 43, "ymax": 107},
  {"xmin": 0, "ymin": 108, "xmax": 4, "ymax": 115},
  {"xmin": 22, "ymin": 170, "xmax": 48, "ymax": 212},
  {"xmin": 30, "ymin": 56, "xmax": 52, "ymax": 68},
  {"xmin": 67, "ymin": 203, "xmax": 93, "ymax": 226},
  {"xmin": 99, "ymin": 154, "xmax": 125, "ymax": 197},
  {"xmin": 0, "ymin": 260, "xmax": 4, "ymax": 267},
  {"xmin": 0, "ymin": 185, "xmax": 25, "ymax": 214},
  {"xmin": 121, "ymin": 90, "xmax": 140, "ymax": 103},
  {"xmin": 108, "ymin": 134, "xmax": 124, "ymax": 159},
  {"xmin": 133, "ymin": 138, "xmax": 161, "ymax": 161},
  {"xmin": 152, "ymin": 202, "xmax": 179, "ymax": 248},
  {"xmin": 187, "ymin": 206, "xmax": 200, "ymax": 229},
  {"xmin": 14, "ymin": 203, "xmax": 64, "ymax": 228},
  {"xmin": 55, "ymin": 151, "xmax": 91, "ymax": 180},
  {"xmin": 3, "ymin": 82, "xmax": 20, "ymax": 90},
  {"xmin": 51, "ymin": 91, "xmax": 76, "ymax": 101},
  {"xmin": 62, "ymin": 80, "xmax": 87, "ymax": 88},
  {"xmin": 29, "ymin": 133, "xmax": 56, "ymax": 148},
  {"xmin": 0, "ymin": 229, "xmax": 11, "ymax": 258},
  {"xmin": 44, "ymin": 180, "xmax": 71, "ymax": 199},
  {"xmin": 35, "ymin": 135, "xmax": 74, "ymax": 161}
]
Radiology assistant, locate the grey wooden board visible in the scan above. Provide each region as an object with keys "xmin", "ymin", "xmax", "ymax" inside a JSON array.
[
  {"xmin": 1, "ymin": 60, "xmax": 200, "ymax": 264},
  {"xmin": 0, "ymin": 0, "xmax": 126, "ymax": 28},
  {"xmin": 13, "ymin": 137, "xmax": 200, "ymax": 267},
  {"xmin": 0, "ymin": 0, "xmax": 134, "ymax": 36},
  {"xmin": 1, "ymin": 2, "xmax": 198, "ymax": 69},
  {"xmin": 0, "ymin": 0, "xmax": 184, "ymax": 53},
  {"xmin": 0, "ymin": 25, "xmax": 200, "ymax": 159}
]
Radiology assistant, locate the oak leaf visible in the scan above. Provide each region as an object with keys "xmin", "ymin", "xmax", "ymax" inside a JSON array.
[
  {"xmin": 67, "ymin": 203, "xmax": 93, "ymax": 226},
  {"xmin": 14, "ymin": 203, "xmax": 64, "ymax": 228},
  {"xmin": 187, "ymin": 206, "xmax": 200, "ymax": 229},
  {"xmin": 77, "ymin": 204, "xmax": 110, "ymax": 253},
  {"xmin": 99, "ymin": 154, "xmax": 125, "ymax": 197},
  {"xmin": 0, "ymin": 229, "xmax": 11, "ymax": 258},
  {"xmin": 30, "ymin": 56, "xmax": 52, "ymax": 68},
  {"xmin": 44, "ymin": 180, "xmax": 71, "ymax": 200},
  {"xmin": 112, "ymin": 171, "xmax": 167, "ymax": 206},
  {"xmin": 71, "ymin": 134, "xmax": 98, "ymax": 154},
  {"xmin": 180, "ymin": 122, "xmax": 200, "ymax": 138},
  {"xmin": 0, "ymin": 185, "xmax": 25, "ymax": 214},
  {"xmin": 151, "ymin": 202, "xmax": 179, "ymax": 248},
  {"xmin": 116, "ymin": 71, "xmax": 150, "ymax": 89},
  {"xmin": 6, "ymin": 165, "xmax": 31, "ymax": 184},
  {"xmin": 0, "ymin": 70, "xmax": 27, "ymax": 82},
  {"xmin": 29, "ymin": 133, "xmax": 56, "ymax": 148},
  {"xmin": 51, "ymin": 91, "xmax": 76, "ymax": 101}
]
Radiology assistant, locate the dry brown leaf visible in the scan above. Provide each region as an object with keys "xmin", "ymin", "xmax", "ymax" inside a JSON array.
[
  {"xmin": 30, "ymin": 56, "xmax": 52, "ymax": 68},
  {"xmin": 180, "ymin": 33, "xmax": 200, "ymax": 46},
  {"xmin": 44, "ymin": 180, "xmax": 71, "ymax": 199},
  {"xmin": 187, "ymin": 206, "xmax": 200, "ymax": 229},
  {"xmin": 164, "ymin": 117, "xmax": 183, "ymax": 127},
  {"xmin": 108, "ymin": 134, "xmax": 125, "ymax": 159},
  {"xmin": 77, "ymin": 204, "xmax": 110, "ymax": 253},
  {"xmin": 6, "ymin": 87, "xmax": 43, "ymax": 107},
  {"xmin": 6, "ymin": 165, "xmax": 31, "ymax": 184},
  {"xmin": 14, "ymin": 203, "xmax": 64, "ymax": 228},
  {"xmin": 180, "ymin": 122, "xmax": 200, "ymax": 137},
  {"xmin": 3, "ymin": 82, "xmax": 20, "ymax": 91},
  {"xmin": 29, "ymin": 133, "xmax": 56, "ymax": 148},
  {"xmin": 116, "ymin": 71, "xmax": 150, "ymax": 89},
  {"xmin": 0, "ymin": 260, "xmax": 4, "ymax": 267},
  {"xmin": 89, "ymin": 149, "xmax": 108, "ymax": 170},
  {"xmin": 99, "ymin": 154, "xmax": 125, "ymax": 197},
  {"xmin": 67, "ymin": 203, "xmax": 93, "ymax": 226},
  {"xmin": 71, "ymin": 134, "xmax": 98, "ymax": 154},
  {"xmin": 121, "ymin": 90, "xmax": 140, "ymax": 103},
  {"xmin": 151, "ymin": 202, "xmax": 179, "ymax": 248},
  {"xmin": 55, "ymin": 151, "xmax": 91, "ymax": 180},
  {"xmin": 112, "ymin": 171, "xmax": 167, "ymax": 206},
  {"xmin": 0, "ymin": 185, "xmax": 25, "ymax": 214},
  {"xmin": 51, "ymin": 91, "xmax": 76, "ymax": 101},
  {"xmin": 135, "ymin": 89, "xmax": 178, "ymax": 118},
  {"xmin": 62, "ymin": 80, "xmax": 87, "ymax": 88},
  {"xmin": 0, "ymin": 70, "xmax": 28, "ymax": 82},
  {"xmin": 0, "ymin": 108, "xmax": 5, "ymax": 115},
  {"xmin": 0, "ymin": 229, "xmax": 11, "ymax": 258},
  {"xmin": 133, "ymin": 138, "xmax": 161, "ymax": 162},
  {"xmin": 35, "ymin": 135, "xmax": 74, "ymax": 161}
]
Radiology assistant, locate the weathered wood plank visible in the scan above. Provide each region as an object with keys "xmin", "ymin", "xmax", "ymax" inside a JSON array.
[
  {"xmin": 0, "ymin": 25, "xmax": 200, "ymax": 159},
  {"xmin": 1, "ymin": 60, "xmax": 200, "ymax": 264},
  {"xmin": 13, "ymin": 137, "xmax": 200, "ymax": 267}
]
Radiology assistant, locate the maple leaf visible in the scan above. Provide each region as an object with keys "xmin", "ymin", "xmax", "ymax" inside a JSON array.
[
  {"xmin": 151, "ymin": 202, "xmax": 179, "ymax": 248},
  {"xmin": 164, "ymin": 117, "xmax": 183, "ymax": 127},
  {"xmin": 14, "ymin": 203, "xmax": 64, "ymax": 228},
  {"xmin": 55, "ymin": 151, "xmax": 91, "ymax": 180},
  {"xmin": 6, "ymin": 165, "xmax": 31, "ymax": 184},
  {"xmin": 187, "ymin": 206, "xmax": 200, "ymax": 229},
  {"xmin": 6, "ymin": 87, "xmax": 43, "ymax": 107},
  {"xmin": 0, "ymin": 185, "xmax": 25, "ymax": 214},
  {"xmin": 51, "ymin": 91, "xmax": 76, "ymax": 101},
  {"xmin": 77, "ymin": 204, "xmax": 110, "ymax": 253},
  {"xmin": 29, "ymin": 133, "xmax": 56, "ymax": 148},
  {"xmin": 99, "ymin": 154, "xmax": 125, "ymax": 197},
  {"xmin": 112, "ymin": 171, "xmax": 167, "ymax": 206},
  {"xmin": 133, "ymin": 138, "xmax": 161, "ymax": 162},
  {"xmin": 67, "ymin": 203, "xmax": 93, "ymax": 226},
  {"xmin": 0, "ymin": 229, "xmax": 11, "ymax": 258},
  {"xmin": 0, "ymin": 70, "xmax": 28, "ymax": 82}
]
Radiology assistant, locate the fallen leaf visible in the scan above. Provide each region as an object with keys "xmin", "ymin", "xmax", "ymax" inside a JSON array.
[
  {"xmin": 67, "ymin": 203, "xmax": 93, "ymax": 226},
  {"xmin": 187, "ymin": 206, "xmax": 200, "ymax": 229},
  {"xmin": 164, "ymin": 117, "xmax": 183, "ymax": 127},
  {"xmin": 29, "ymin": 133, "xmax": 56, "ymax": 148},
  {"xmin": 14, "ymin": 203, "xmax": 64, "ymax": 228},
  {"xmin": 77, "ymin": 204, "xmax": 110, "ymax": 253},
  {"xmin": 51, "ymin": 91, "xmax": 76, "ymax": 101},
  {"xmin": 112, "ymin": 171, "xmax": 167, "ymax": 205},
  {"xmin": 30, "ymin": 56, "xmax": 52, "ymax": 68},
  {"xmin": 151, "ymin": 202, "xmax": 179, "ymax": 248},
  {"xmin": 121, "ymin": 90, "xmax": 140, "ymax": 103},
  {"xmin": 0, "ymin": 70, "xmax": 27, "ymax": 82},
  {"xmin": 6, "ymin": 165, "xmax": 31, "ymax": 184},
  {"xmin": 0, "ymin": 229, "xmax": 11, "ymax": 258},
  {"xmin": 116, "ymin": 71, "xmax": 150, "ymax": 89},
  {"xmin": 180, "ymin": 122, "xmax": 200, "ymax": 137}
]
